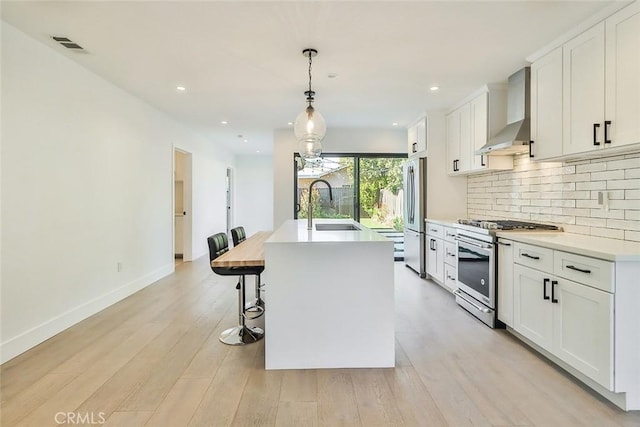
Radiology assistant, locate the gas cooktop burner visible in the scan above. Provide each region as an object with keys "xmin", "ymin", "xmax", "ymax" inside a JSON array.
[{"xmin": 457, "ymin": 219, "xmax": 560, "ymax": 231}]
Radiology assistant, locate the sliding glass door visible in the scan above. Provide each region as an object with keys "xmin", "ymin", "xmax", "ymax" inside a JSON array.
[
  {"xmin": 294, "ymin": 153, "xmax": 406, "ymax": 259},
  {"xmin": 295, "ymin": 156, "xmax": 355, "ymax": 220},
  {"xmin": 358, "ymin": 157, "xmax": 404, "ymax": 230}
]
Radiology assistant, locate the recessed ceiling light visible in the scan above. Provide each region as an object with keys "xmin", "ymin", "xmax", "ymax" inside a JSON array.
[
  {"xmin": 176, "ymin": 85, "xmax": 186, "ymax": 92},
  {"xmin": 287, "ymin": 122, "xmax": 293, "ymax": 126},
  {"xmin": 256, "ymin": 150, "xmax": 260, "ymax": 153},
  {"xmin": 243, "ymin": 139, "xmax": 248, "ymax": 143},
  {"xmin": 429, "ymin": 86, "xmax": 440, "ymax": 92},
  {"xmin": 221, "ymin": 120, "xmax": 228, "ymax": 125},
  {"xmin": 392, "ymin": 122, "xmax": 399, "ymax": 126}
]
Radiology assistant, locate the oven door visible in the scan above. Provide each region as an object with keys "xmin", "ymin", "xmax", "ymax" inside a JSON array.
[{"xmin": 456, "ymin": 234, "xmax": 495, "ymax": 308}]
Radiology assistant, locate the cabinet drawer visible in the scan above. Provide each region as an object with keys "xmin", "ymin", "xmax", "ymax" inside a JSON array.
[
  {"xmin": 444, "ymin": 241, "xmax": 457, "ymax": 266},
  {"xmin": 444, "ymin": 263, "xmax": 457, "ymax": 292},
  {"xmin": 426, "ymin": 223, "xmax": 444, "ymax": 239},
  {"xmin": 444, "ymin": 226, "xmax": 457, "ymax": 243},
  {"xmin": 554, "ymin": 251, "xmax": 614, "ymax": 293},
  {"xmin": 514, "ymin": 242, "xmax": 554, "ymax": 272}
]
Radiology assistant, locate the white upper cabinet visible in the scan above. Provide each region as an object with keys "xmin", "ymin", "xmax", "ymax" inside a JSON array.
[
  {"xmin": 530, "ymin": 1, "xmax": 640, "ymax": 160},
  {"xmin": 605, "ymin": 0, "xmax": 640, "ymax": 148},
  {"xmin": 408, "ymin": 117, "xmax": 427, "ymax": 157},
  {"xmin": 562, "ymin": 22, "xmax": 606, "ymax": 155},
  {"xmin": 530, "ymin": 46, "xmax": 564, "ymax": 160},
  {"xmin": 446, "ymin": 107, "xmax": 462, "ymax": 173},
  {"xmin": 447, "ymin": 88, "xmax": 512, "ymax": 175}
]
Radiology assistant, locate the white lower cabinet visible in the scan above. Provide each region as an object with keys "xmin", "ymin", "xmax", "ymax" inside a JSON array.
[
  {"xmin": 426, "ymin": 234, "xmax": 444, "ymax": 284},
  {"xmin": 512, "ymin": 248, "xmax": 614, "ymax": 390},
  {"xmin": 513, "ymin": 265, "xmax": 554, "ymax": 351},
  {"xmin": 553, "ymin": 277, "xmax": 613, "ymax": 389},
  {"xmin": 443, "ymin": 239, "xmax": 458, "ymax": 292}
]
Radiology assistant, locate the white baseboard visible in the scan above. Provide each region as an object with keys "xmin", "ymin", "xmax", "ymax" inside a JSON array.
[{"xmin": 0, "ymin": 263, "xmax": 174, "ymax": 364}]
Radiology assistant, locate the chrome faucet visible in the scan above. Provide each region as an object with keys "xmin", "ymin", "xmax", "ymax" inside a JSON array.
[{"xmin": 307, "ymin": 179, "xmax": 333, "ymax": 230}]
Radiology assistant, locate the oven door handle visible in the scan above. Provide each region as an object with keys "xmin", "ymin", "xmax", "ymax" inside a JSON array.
[
  {"xmin": 454, "ymin": 290, "xmax": 491, "ymax": 313},
  {"xmin": 454, "ymin": 235, "xmax": 492, "ymax": 250}
]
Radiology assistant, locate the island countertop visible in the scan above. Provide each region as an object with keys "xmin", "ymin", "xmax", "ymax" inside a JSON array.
[{"xmin": 267, "ymin": 219, "xmax": 391, "ymax": 243}]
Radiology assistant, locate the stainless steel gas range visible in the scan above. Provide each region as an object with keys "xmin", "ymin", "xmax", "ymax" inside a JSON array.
[{"xmin": 453, "ymin": 219, "xmax": 560, "ymax": 328}]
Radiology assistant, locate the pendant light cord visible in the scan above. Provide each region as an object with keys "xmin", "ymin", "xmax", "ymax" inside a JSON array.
[{"xmin": 308, "ymin": 52, "xmax": 313, "ymax": 105}]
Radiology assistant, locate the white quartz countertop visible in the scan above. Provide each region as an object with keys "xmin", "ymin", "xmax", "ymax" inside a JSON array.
[
  {"xmin": 267, "ymin": 219, "xmax": 391, "ymax": 244},
  {"xmin": 495, "ymin": 231, "xmax": 640, "ymax": 262},
  {"xmin": 425, "ymin": 218, "xmax": 459, "ymax": 227}
]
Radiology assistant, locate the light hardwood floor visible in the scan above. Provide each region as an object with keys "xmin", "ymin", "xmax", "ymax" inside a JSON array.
[{"xmin": 2, "ymin": 257, "xmax": 639, "ymax": 426}]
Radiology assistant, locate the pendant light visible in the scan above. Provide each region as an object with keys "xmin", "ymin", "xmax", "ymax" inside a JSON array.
[{"xmin": 294, "ymin": 48, "xmax": 326, "ymax": 160}]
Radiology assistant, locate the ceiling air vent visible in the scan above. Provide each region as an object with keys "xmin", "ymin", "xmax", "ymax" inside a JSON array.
[{"xmin": 51, "ymin": 36, "xmax": 84, "ymax": 50}]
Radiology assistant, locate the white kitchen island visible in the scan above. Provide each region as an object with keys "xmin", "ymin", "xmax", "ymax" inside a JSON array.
[{"xmin": 263, "ymin": 219, "xmax": 395, "ymax": 370}]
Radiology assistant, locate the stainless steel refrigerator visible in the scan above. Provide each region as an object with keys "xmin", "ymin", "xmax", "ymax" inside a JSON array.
[{"xmin": 403, "ymin": 157, "xmax": 426, "ymax": 277}]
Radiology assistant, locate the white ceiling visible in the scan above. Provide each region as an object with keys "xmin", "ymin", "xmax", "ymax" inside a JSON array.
[{"xmin": 1, "ymin": 1, "xmax": 616, "ymax": 155}]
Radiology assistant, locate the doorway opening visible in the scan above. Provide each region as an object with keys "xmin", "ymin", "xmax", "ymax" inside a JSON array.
[
  {"xmin": 226, "ymin": 167, "xmax": 233, "ymax": 236},
  {"xmin": 174, "ymin": 148, "xmax": 193, "ymax": 264}
]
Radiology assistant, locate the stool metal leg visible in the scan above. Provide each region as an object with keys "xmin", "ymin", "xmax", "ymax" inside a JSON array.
[
  {"xmin": 219, "ymin": 276, "xmax": 264, "ymax": 345},
  {"xmin": 245, "ymin": 274, "xmax": 266, "ymax": 317}
]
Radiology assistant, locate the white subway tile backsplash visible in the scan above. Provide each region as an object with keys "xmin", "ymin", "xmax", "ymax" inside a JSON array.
[
  {"xmin": 607, "ymin": 219, "xmax": 640, "ymax": 231},
  {"xmin": 590, "ymin": 227, "xmax": 625, "ymax": 239},
  {"xmin": 626, "ymin": 211, "xmax": 640, "ymax": 221},
  {"xmin": 467, "ymin": 152, "xmax": 640, "ymax": 241},
  {"xmin": 625, "ymin": 230, "xmax": 640, "ymax": 242},
  {"xmin": 591, "ymin": 170, "xmax": 625, "ymax": 181},
  {"xmin": 590, "ymin": 209, "xmax": 625, "ymax": 219},
  {"xmin": 607, "ymin": 179, "xmax": 640, "ymax": 190},
  {"xmin": 609, "ymin": 199, "xmax": 640, "ymax": 210},
  {"xmin": 606, "ymin": 158, "xmax": 640, "ymax": 170},
  {"xmin": 626, "ymin": 189, "xmax": 640, "ymax": 199},
  {"xmin": 551, "ymin": 199, "xmax": 576, "ymax": 208},
  {"xmin": 576, "ymin": 163, "xmax": 607, "ymax": 173},
  {"xmin": 562, "ymin": 173, "xmax": 591, "ymax": 182},
  {"xmin": 576, "ymin": 217, "xmax": 607, "ymax": 227},
  {"xmin": 625, "ymin": 168, "xmax": 640, "ymax": 179},
  {"xmin": 576, "ymin": 181, "xmax": 606, "ymax": 191}
]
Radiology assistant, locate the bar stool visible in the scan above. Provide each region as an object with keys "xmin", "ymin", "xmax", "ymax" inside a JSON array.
[
  {"xmin": 231, "ymin": 226, "xmax": 265, "ymax": 311},
  {"xmin": 208, "ymin": 232, "xmax": 264, "ymax": 345}
]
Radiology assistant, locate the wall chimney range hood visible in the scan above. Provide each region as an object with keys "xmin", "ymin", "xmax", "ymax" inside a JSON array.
[{"xmin": 476, "ymin": 67, "xmax": 531, "ymax": 155}]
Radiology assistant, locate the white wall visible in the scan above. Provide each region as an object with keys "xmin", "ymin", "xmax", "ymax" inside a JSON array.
[
  {"xmin": 0, "ymin": 22, "xmax": 234, "ymax": 362},
  {"xmin": 234, "ymin": 155, "xmax": 274, "ymax": 236},
  {"xmin": 273, "ymin": 128, "xmax": 407, "ymax": 228}
]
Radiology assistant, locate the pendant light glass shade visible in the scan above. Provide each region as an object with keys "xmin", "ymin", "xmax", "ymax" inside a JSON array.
[{"xmin": 294, "ymin": 105, "xmax": 326, "ymax": 160}]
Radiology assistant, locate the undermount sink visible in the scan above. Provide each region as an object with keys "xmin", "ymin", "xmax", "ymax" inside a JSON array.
[{"xmin": 315, "ymin": 223, "xmax": 361, "ymax": 231}]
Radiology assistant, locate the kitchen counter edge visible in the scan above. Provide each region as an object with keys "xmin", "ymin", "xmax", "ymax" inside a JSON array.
[{"xmin": 495, "ymin": 231, "xmax": 640, "ymax": 262}]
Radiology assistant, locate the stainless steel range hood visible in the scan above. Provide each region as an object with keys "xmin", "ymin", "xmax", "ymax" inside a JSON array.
[{"xmin": 476, "ymin": 67, "xmax": 530, "ymax": 155}]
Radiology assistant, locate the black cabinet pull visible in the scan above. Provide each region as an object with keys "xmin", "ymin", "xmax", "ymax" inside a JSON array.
[
  {"xmin": 529, "ymin": 140, "xmax": 534, "ymax": 158},
  {"xmin": 521, "ymin": 253, "xmax": 540, "ymax": 260},
  {"xmin": 593, "ymin": 123, "xmax": 601, "ymax": 146},
  {"xmin": 430, "ymin": 239, "xmax": 436, "ymax": 251},
  {"xmin": 551, "ymin": 280, "xmax": 558, "ymax": 303},
  {"xmin": 543, "ymin": 278, "xmax": 550, "ymax": 300},
  {"xmin": 480, "ymin": 155, "xmax": 486, "ymax": 167},
  {"xmin": 497, "ymin": 241, "xmax": 511, "ymax": 246},
  {"xmin": 566, "ymin": 265, "xmax": 591, "ymax": 274},
  {"xmin": 604, "ymin": 120, "xmax": 611, "ymax": 144},
  {"xmin": 412, "ymin": 142, "xmax": 418, "ymax": 153}
]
